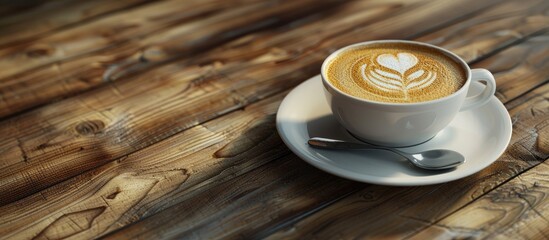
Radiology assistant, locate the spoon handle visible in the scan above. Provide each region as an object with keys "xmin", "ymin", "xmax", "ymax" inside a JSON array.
[
  {"xmin": 308, "ymin": 137, "xmax": 412, "ymax": 158},
  {"xmin": 308, "ymin": 137, "xmax": 366, "ymax": 149},
  {"xmin": 308, "ymin": 137, "xmax": 397, "ymax": 152},
  {"xmin": 308, "ymin": 137, "xmax": 411, "ymax": 160}
]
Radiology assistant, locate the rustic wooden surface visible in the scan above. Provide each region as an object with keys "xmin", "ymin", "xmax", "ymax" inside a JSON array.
[{"xmin": 0, "ymin": 0, "xmax": 547, "ymax": 239}]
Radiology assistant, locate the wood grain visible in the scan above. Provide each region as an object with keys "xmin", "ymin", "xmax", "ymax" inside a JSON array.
[
  {"xmin": 0, "ymin": 0, "xmax": 254, "ymax": 80},
  {"xmin": 105, "ymin": 32, "xmax": 549, "ymax": 240},
  {"xmin": 416, "ymin": 0, "xmax": 549, "ymax": 61},
  {"xmin": 1, "ymin": 0, "xmax": 546, "ymax": 120},
  {"xmin": 0, "ymin": 0, "xmax": 539, "ymax": 208},
  {"xmin": 1, "ymin": 0, "xmax": 548, "ymax": 239},
  {"xmin": 102, "ymin": 33, "xmax": 549, "ymax": 240},
  {"xmin": 2, "ymin": 0, "xmax": 487, "ymax": 205},
  {"xmin": 0, "ymin": 0, "xmax": 342, "ymax": 119},
  {"xmin": 475, "ymin": 34, "xmax": 549, "ymax": 103},
  {"xmin": 0, "ymin": 0, "xmax": 152, "ymax": 48},
  {"xmin": 0, "ymin": 91, "xmax": 362, "ymax": 239},
  {"xmin": 419, "ymin": 162, "xmax": 549, "ymax": 240}
]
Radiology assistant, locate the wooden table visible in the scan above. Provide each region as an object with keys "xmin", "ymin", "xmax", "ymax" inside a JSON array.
[{"xmin": 0, "ymin": 0, "xmax": 548, "ymax": 239}]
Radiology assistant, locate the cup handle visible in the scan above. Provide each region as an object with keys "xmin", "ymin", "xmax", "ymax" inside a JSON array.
[{"xmin": 460, "ymin": 68, "xmax": 496, "ymax": 111}]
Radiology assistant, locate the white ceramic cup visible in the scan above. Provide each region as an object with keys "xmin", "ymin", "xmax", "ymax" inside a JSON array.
[{"xmin": 321, "ymin": 40, "xmax": 496, "ymax": 147}]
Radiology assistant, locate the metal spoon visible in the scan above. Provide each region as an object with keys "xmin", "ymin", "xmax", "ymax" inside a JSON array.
[{"xmin": 308, "ymin": 137, "xmax": 465, "ymax": 170}]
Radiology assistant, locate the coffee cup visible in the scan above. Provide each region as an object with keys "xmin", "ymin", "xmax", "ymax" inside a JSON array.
[{"xmin": 321, "ymin": 40, "xmax": 496, "ymax": 147}]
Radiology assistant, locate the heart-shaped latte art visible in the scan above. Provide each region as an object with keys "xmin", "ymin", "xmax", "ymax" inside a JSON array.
[
  {"xmin": 376, "ymin": 52, "xmax": 418, "ymax": 74},
  {"xmin": 360, "ymin": 52, "xmax": 438, "ymax": 99}
]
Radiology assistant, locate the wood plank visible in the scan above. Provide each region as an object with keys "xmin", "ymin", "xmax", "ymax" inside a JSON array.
[
  {"xmin": 1, "ymin": 0, "xmax": 538, "ymax": 208},
  {"xmin": 0, "ymin": 0, "xmax": 254, "ymax": 79},
  {"xmin": 6, "ymin": 0, "xmax": 544, "ymax": 231},
  {"xmin": 408, "ymin": 160, "xmax": 549, "ymax": 240},
  {"xmin": 0, "ymin": 0, "xmax": 152, "ymax": 48},
  {"xmin": 263, "ymin": 85, "xmax": 549, "ymax": 239},
  {"xmin": 2, "ymin": 3, "xmax": 548, "ymax": 238},
  {"xmin": 0, "ymin": 0, "xmax": 343, "ymax": 119},
  {"xmin": 416, "ymin": 1, "xmax": 549, "ymax": 62},
  {"xmin": 104, "ymin": 156, "xmax": 362, "ymax": 240},
  {"xmin": 0, "ymin": 90, "xmax": 363, "ymax": 239},
  {"xmin": 0, "ymin": 89, "xmax": 362, "ymax": 239},
  {"xmin": 1, "ymin": 0, "xmax": 546, "ymax": 121},
  {"xmin": 97, "ymin": 30, "xmax": 549, "ymax": 240},
  {"xmin": 412, "ymin": 91, "xmax": 549, "ymax": 239},
  {"xmin": 476, "ymin": 35, "xmax": 549, "ymax": 103},
  {"xmin": 0, "ymin": 0, "xmax": 463, "ymax": 205},
  {"xmin": 0, "ymin": 96, "xmax": 315, "ymax": 239}
]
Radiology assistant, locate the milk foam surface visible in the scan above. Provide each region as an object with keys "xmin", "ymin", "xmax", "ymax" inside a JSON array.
[{"xmin": 326, "ymin": 43, "xmax": 466, "ymax": 103}]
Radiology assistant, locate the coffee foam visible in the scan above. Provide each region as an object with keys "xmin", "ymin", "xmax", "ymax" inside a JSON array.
[{"xmin": 326, "ymin": 43, "xmax": 466, "ymax": 103}]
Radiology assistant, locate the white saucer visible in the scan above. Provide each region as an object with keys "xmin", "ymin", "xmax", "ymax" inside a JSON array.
[{"xmin": 276, "ymin": 75, "xmax": 512, "ymax": 186}]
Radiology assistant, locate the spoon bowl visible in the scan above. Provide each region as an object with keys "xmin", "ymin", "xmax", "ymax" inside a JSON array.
[{"xmin": 308, "ymin": 137, "xmax": 465, "ymax": 170}]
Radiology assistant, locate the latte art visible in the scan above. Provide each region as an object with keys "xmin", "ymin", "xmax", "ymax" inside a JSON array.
[
  {"xmin": 360, "ymin": 52, "xmax": 439, "ymax": 99},
  {"xmin": 326, "ymin": 43, "xmax": 466, "ymax": 103}
]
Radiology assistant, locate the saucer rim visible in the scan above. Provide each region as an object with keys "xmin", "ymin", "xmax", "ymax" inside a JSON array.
[{"xmin": 276, "ymin": 75, "xmax": 512, "ymax": 186}]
